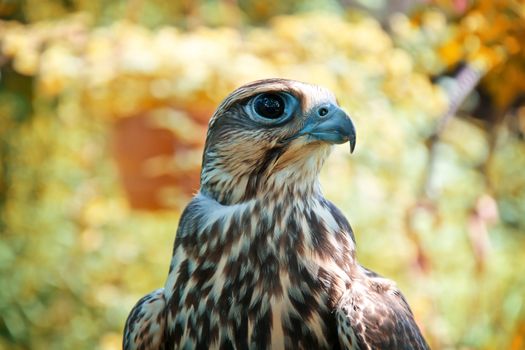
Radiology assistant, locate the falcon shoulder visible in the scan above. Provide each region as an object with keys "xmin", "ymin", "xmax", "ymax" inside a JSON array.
[
  {"xmin": 123, "ymin": 288, "xmax": 167, "ymax": 350},
  {"xmin": 336, "ymin": 267, "xmax": 430, "ymax": 350}
]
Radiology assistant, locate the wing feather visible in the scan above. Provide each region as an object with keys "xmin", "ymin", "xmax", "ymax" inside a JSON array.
[
  {"xmin": 123, "ymin": 288, "xmax": 167, "ymax": 350},
  {"xmin": 336, "ymin": 268, "xmax": 430, "ymax": 350}
]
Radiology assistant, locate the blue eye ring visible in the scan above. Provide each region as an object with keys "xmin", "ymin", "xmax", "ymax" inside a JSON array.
[{"xmin": 248, "ymin": 92, "xmax": 297, "ymax": 125}]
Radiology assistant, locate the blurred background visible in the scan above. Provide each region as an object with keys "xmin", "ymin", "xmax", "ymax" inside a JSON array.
[{"xmin": 1, "ymin": 0, "xmax": 524, "ymax": 349}]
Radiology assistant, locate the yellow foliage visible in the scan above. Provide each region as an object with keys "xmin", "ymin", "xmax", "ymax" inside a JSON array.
[{"xmin": 437, "ymin": 0, "xmax": 525, "ymax": 107}]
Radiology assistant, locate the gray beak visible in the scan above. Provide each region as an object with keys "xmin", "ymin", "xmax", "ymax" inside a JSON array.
[{"xmin": 297, "ymin": 105, "xmax": 356, "ymax": 153}]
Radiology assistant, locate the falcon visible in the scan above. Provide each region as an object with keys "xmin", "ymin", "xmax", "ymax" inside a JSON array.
[{"xmin": 123, "ymin": 78, "xmax": 430, "ymax": 350}]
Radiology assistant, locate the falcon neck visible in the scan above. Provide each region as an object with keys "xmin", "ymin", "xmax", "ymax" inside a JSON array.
[
  {"xmin": 200, "ymin": 156, "xmax": 331, "ymax": 207},
  {"xmin": 192, "ymin": 187, "xmax": 356, "ymax": 256},
  {"xmin": 201, "ymin": 178, "xmax": 320, "ymax": 207}
]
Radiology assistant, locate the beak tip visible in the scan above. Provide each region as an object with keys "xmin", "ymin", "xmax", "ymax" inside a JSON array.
[{"xmin": 350, "ymin": 138, "xmax": 356, "ymax": 153}]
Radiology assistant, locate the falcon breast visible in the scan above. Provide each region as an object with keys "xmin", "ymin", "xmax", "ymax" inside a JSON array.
[{"xmin": 123, "ymin": 78, "xmax": 430, "ymax": 350}]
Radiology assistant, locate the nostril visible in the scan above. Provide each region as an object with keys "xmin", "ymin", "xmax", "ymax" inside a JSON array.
[{"xmin": 318, "ymin": 107, "xmax": 329, "ymax": 117}]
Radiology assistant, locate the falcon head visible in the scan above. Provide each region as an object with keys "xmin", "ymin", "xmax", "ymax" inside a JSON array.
[{"xmin": 200, "ymin": 78, "xmax": 356, "ymax": 205}]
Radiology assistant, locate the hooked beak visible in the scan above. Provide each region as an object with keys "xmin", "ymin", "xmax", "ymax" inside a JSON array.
[{"xmin": 297, "ymin": 105, "xmax": 356, "ymax": 153}]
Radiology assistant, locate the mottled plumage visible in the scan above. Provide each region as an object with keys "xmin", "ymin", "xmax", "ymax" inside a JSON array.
[{"xmin": 123, "ymin": 79, "xmax": 430, "ymax": 350}]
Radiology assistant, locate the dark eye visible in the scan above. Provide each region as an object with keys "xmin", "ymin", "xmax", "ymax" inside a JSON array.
[{"xmin": 253, "ymin": 93, "xmax": 285, "ymax": 119}]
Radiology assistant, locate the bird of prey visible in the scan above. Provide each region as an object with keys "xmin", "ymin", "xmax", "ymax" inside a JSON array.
[{"xmin": 123, "ymin": 79, "xmax": 430, "ymax": 350}]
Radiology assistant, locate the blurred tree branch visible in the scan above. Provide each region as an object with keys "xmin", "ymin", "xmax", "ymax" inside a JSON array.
[{"xmin": 424, "ymin": 63, "xmax": 484, "ymax": 199}]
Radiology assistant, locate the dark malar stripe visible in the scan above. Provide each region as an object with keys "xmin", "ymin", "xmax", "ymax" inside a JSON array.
[{"xmin": 243, "ymin": 146, "xmax": 287, "ymax": 201}]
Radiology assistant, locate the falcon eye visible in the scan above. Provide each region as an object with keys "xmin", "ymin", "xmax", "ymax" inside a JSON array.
[
  {"xmin": 253, "ymin": 93, "xmax": 285, "ymax": 119},
  {"xmin": 247, "ymin": 92, "xmax": 297, "ymax": 125}
]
